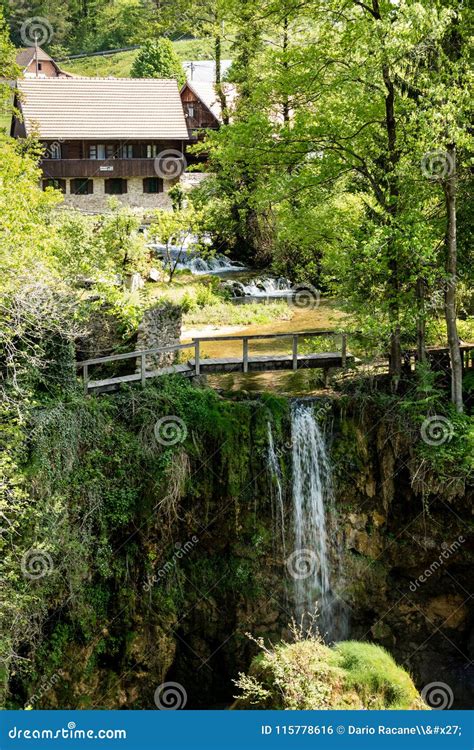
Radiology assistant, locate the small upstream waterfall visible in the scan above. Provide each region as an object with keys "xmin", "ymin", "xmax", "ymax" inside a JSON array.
[
  {"xmin": 290, "ymin": 401, "xmax": 343, "ymax": 640},
  {"xmin": 149, "ymin": 243, "xmax": 246, "ymax": 275}
]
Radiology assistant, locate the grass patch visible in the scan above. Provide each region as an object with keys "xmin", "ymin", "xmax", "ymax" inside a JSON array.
[
  {"xmin": 62, "ymin": 38, "xmax": 233, "ymax": 78},
  {"xmin": 234, "ymin": 632, "xmax": 425, "ymax": 710},
  {"xmin": 148, "ymin": 275, "xmax": 293, "ymax": 329},
  {"xmin": 183, "ymin": 300, "xmax": 291, "ymax": 327}
]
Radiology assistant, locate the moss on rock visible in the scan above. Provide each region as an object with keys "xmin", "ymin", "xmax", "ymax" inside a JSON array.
[{"xmin": 234, "ymin": 636, "xmax": 426, "ymax": 710}]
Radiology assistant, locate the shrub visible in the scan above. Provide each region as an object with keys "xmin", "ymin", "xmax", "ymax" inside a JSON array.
[{"xmin": 234, "ymin": 629, "xmax": 425, "ymax": 710}]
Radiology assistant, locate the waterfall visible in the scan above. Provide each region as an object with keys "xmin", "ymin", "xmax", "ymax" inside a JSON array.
[
  {"xmin": 149, "ymin": 243, "xmax": 246, "ymax": 275},
  {"xmin": 290, "ymin": 401, "xmax": 344, "ymax": 640},
  {"xmin": 267, "ymin": 423, "xmax": 286, "ymax": 559}
]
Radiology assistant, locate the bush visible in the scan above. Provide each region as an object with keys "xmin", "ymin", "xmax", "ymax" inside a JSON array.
[
  {"xmin": 234, "ymin": 630, "xmax": 425, "ymax": 710},
  {"xmin": 130, "ymin": 38, "xmax": 185, "ymax": 86}
]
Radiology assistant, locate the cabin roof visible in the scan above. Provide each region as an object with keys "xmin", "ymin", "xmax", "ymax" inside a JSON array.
[
  {"xmin": 16, "ymin": 46, "xmax": 55, "ymax": 67},
  {"xmin": 16, "ymin": 77, "xmax": 190, "ymax": 140},
  {"xmin": 182, "ymin": 80, "xmax": 237, "ymax": 123}
]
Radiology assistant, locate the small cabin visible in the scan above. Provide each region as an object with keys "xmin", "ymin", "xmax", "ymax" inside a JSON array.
[
  {"xmin": 15, "ymin": 46, "xmax": 72, "ymax": 78},
  {"xmin": 180, "ymin": 81, "xmax": 222, "ymax": 137}
]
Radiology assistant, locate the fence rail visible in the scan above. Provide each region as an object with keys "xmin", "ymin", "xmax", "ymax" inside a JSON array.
[{"xmin": 77, "ymin": 330, "xmax": 350, "ymax": 394}]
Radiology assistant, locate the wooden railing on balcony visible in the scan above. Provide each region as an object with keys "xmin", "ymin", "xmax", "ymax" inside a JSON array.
[{"xmin": 41, "ymin": 158, "xmax": 160, "ymax": 179}]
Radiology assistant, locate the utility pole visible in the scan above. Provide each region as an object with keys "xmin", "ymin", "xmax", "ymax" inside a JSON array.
[{"xmin": 34, "ymin": 33, "xmax": 39, "ymax": 78}]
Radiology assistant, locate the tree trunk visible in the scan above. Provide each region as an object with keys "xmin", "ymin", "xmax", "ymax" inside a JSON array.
[
  {"xmin": 416, "ymin": 277, "xmax": 427, "ymax": 366},
  {"xmin": 382, "ymin": 63, "xmax": 402, "ymax": 383},
  {"xmin": 215, "ymin": 29, "xmax": 229, "ymax": 126},
  {"xmin": 282, "ymin": 16, "xmax": 290, "ymax": 124},
  {"xmin": 443, "ymin": 144, "xmax": 463, "ymax": 412}
]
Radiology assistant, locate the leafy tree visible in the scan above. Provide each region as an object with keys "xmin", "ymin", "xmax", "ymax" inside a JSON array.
[
  {"xmin": 149, "ymin": 206, "xmax": 200, "ymax": 282},
  {"xmin": 130, "ymin": 37, "xmax": 185, "ymax": 85}
]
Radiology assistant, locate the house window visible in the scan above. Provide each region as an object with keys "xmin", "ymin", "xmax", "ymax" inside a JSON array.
[
  {"xmin": 120, "ymin": 144, "xmax": 133, "ymax": 159},
  {"xmin": 38, "ymin": 63, "xmax": 42, "ymax": 71},
  {"xmin": 42, "ymin": 179, "xmax": 66, "ymax": 193},
  {"xmin": 71, "ymin": 179, "xmax": 93, "ymax": 195},
  {"xmin": 143, "ymin": 177, "xmax": 163, "ymax": 194},
  {"xmin": 187, "ymin": 104, "xmax": 195, "ymax": 118},
  {"xmin": 105, "ymin": 178, "xmax": 127, "ymax": 195},
  {"xmin": 147, "ymin": 144, "xmax": 159, "ymax": 158},
  {"xmin": 48, "ymin": 142, "xmax": 61, "ymax": 159},
  {"xmin": 90, "ymin": 144, "xmax": 116, "ymax": 159}
]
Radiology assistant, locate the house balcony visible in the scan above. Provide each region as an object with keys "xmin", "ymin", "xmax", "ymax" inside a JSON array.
[{"xmin": 41, "ymin": 158, "xmax": 164, "ymax": 179}]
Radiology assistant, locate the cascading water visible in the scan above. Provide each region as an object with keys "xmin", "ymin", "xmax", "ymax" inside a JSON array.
[
  {"xmin": 267, "ymin": 423, "xmax": 286, "ymax": 559},
  {"xmin": 289, "ymin": 400, "xmax": 346, "ymax": 641},
  {"xmin": 149, "ymin": 242, "xmax": 246, "ymax": 275},
  {"xmin": 224, "ymin": 277, "xmax": 293, "ymax": 299}
]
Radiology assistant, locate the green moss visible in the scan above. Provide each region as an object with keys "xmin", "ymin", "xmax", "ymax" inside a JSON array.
[
  {"xmin": 334, "ymin": 641, "xmax": 422, "ymax": 710},
  {"xmin": 235, "ymin": 636, "xmax": 425, "ymax": 710}
]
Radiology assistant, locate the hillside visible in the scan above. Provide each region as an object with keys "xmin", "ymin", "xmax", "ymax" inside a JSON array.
[{"xmin": 61, "ymin": 38, "xmax": 231, "ymax": 78}]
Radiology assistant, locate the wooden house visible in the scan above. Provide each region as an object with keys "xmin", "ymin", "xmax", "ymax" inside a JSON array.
[{"xmin": 11, "ymin": 77, "xmax": 189, "ymax": 211}]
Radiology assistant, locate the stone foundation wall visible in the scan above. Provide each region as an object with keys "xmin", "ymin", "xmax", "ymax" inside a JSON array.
[
  {"xmin": 60, "ymin": 177, "xmax": 175, "ymax": 213},
  {"xmin": 135, "ymin": 302, "xmax": 182, "ymax": 372}
]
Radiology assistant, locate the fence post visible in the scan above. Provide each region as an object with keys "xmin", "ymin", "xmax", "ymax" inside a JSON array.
[
  {"xmin": 83, "ymin": 363, "xmax": 89, "ymax": 396},
  {"xmin": 243, "ymin": 338, "xmax": 249, "ymax": 373},
  {"xmin": 341, "ymin": 334, "xmax": 347, "ymax": 368},
  {"xmin": 194, "ymin": 340, "xmax": 200, "ymax": 376},
  {"xmin": 292, "ymin": 335, "xmax": 298, "ymax": 371},
  {"xmin": 141, "ymin": 353, "xmax": 146, "ymax": 387}
]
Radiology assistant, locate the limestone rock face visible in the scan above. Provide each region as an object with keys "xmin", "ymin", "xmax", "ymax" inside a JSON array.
[{"xmin": 135, "ymin": 302, "xmax": 182, "ymax": 371}]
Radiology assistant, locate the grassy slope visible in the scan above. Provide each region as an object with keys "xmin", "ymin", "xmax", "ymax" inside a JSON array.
[{"xmin": 63, "ymin": 38, "xmax": 231, "ymax": 77}]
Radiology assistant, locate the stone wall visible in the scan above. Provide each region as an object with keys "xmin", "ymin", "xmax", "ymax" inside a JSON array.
[
  {"xmin": 60, "ymin": 177, "xmax": 175, "ymax": 213},
  {"xmin": 180, "ymin": 172, "xmax": 212, "ymax": 190},
  {"xmin": 135, "ymin": 302, "xmax": 182, "ymax": 372}
]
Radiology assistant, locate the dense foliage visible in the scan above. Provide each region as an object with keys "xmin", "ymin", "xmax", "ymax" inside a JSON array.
[{"xmin": 130, "ymin": 37, "xmax": 185, "ymax": 85}]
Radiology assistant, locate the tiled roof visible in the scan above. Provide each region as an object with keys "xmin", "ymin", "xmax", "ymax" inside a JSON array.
[
  {"xmin": 17, "ymin": 77, "xmax": 189, "ymax": 140},
  {"xmin": 183, "ymin": 80, "xmax": 237, "ymax": 123},
  {"xmin": 16, "ymin": 46, "xmax": 54, "ymax": 67}
]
